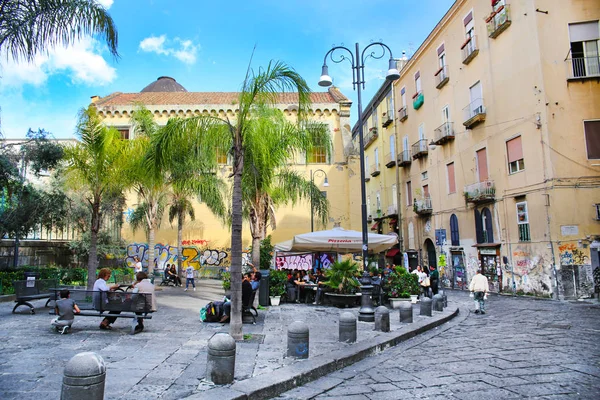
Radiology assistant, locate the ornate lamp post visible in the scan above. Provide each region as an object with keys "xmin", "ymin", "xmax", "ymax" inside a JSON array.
[
  {"xmin": 319, "ymin": 42, "xmax": 400, "ymax": 322},
  {"xmin": 310, "ymin": 169, "xmax": 329, "ymax": 232}
]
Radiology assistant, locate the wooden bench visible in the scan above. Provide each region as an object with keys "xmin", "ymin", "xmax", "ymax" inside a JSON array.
[
  {"xmin": 12, "ymin": 279, "xmax": 58, "ymax": 314},
  {"xmin": 50, "ymin": 289, "xmax": 154, "ymax": 334}
]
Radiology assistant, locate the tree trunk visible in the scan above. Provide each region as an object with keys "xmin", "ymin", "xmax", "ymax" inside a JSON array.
[
  {"xmin": 87, "ymin": 199, "xmax": 101, "ymax": 289},
  {"xmin": 229, "ymin": 130, "xmax": 244, "ymax": 340},
  {"xmin": 251, "ymin": 236, "xmax": 261, "ymax": 268},
  {"xmin": 12, "ymin": 233, "xmax": 19, "ymax": 267},
  {"xmin": 148, "ymin": 225, "xmax": 156, "ymax": 275},
  {"xmin": 177, "ymin": 210, "xmax": 183, "ymax": 276}
]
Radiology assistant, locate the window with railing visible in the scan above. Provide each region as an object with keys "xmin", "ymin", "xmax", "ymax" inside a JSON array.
[
  {"xmin": 516, "ymin": 201, "xmax": 530, "ymax": 241},
  {"xmin": 567, "ymin": 21, "xmax": 599, "ymax": 79}
]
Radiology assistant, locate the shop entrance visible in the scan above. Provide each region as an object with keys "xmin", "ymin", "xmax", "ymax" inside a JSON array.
[
  {"xmin": 425, "ymin": 239, "xmax": 437, "ymax": 269},
  {"xmin": 478, "ymin": 246, "xmax": 500, "ymax": 292}
]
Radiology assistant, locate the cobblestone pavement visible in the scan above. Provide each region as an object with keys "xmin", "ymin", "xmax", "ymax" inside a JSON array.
[{"xmin": 276, "ymin": 291, "xmax": 600, "ymax": 399}]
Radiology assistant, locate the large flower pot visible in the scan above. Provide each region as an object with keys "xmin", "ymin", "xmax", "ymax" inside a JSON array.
[
  {"xmin": 325, "ymin": 293, "xmax": 360, "ymax": 308},
  {"xmin": 270, "ymin": 296, "xmax": 281, "ymax": 306},
  {"xmin": 389, "ymin": 298, "xmax": 411, "ymax": 309},
  {"xmin": 410, "ymin": 295, "xmax": 419, "ymax": 304}
]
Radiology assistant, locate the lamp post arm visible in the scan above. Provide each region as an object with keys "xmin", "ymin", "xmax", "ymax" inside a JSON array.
[
  {"xmin": 359, "ymin": 42, "xmax": 396, "ymax": 89},
  {"xmin": 323, "ymin": 45, "xmax": 358, "ymax": 90}
]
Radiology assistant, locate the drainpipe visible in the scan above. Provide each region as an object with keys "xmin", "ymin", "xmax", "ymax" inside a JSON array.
[{"xmin": 392, "ymin": 81, "xmax": 403, "ymax": 252}]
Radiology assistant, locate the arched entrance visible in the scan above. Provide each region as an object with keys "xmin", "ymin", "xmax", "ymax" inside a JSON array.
[{"xmin": 424, "ymin": 238, "xmax": 437, "ymax": 268}]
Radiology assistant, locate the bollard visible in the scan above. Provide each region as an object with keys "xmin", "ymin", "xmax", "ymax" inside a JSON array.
[
  {"xmin": 374, "ymin": 306, "xmax": 390, "ymax": 332},
  {"xmin": 420, "ymin": 297, "xmax": 433, "ymax": 317},
  {"xmin": 339, "ymin": 312, "xmax": 357, "ymax": 343},
  {"xmin": 287, "ymin": 321, "xmax": 309, "ymax": 359},
  {"xmin": 206, "ymin": 333, "xmax": 236, "ymax": 384},
  {"xmin": 432, "ymin": 294, "xmax": 444, "ymax": 311},
  {"xmin": 442, "ymin": 291, "xmax": 448, "ymax": 307},
  {"xmin": 399, "ymin": 301, "xmax": 413, "ymax": 323},
  {"xmin": 61, "ymin": 352, "xmax": 106, "ymax": 400}
]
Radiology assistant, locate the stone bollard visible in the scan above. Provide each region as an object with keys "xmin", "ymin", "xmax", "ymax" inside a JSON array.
[
  {"xmin": 399, "ymin": 301, "xmax": 413, "ymax": 323},
  {"xmin": 420, "ymin": 297, "xmax": 433, "ymax": 317},
  {"xmin": 432, "ymin": 294, "xmax": 444, "ymax": 312},
  {"xmin": 339, "ymin": 312, "xmax": 357, "ymax": 343},
  {"xmin": 206, "ymin": 333, "xmax": 236, "ymax": 385},
  {"xmin": 287, "ymin": 321, "xmax": 309, "ymax": 359},
  {"xmin": 61, "ymin": 352, "xmax": 106, "ymax": 400},
  {"xmin": 374, "ymin": 306, "xmax": 390, "ymax": 332},
  {"xmin": 442, "ymin": 290, "xmax": 448, "ymax": 307}
]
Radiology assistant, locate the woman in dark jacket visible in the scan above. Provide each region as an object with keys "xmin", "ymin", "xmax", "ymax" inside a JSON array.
[{"xmin": 429, "ymin": 265, "xmax": 439, "ymax": 295}]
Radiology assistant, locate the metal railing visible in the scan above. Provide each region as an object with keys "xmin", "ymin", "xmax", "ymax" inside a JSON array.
[
  {"xmin": 464, "ymin": 180, "xmax": 495, "ymax": 202},
  {"xmin": 434, "ymin": 122, "xmax": 454, "ymax": 143},
  {"xmin": 364, "ymin": 128, "xmax": 378, "ymax": 149},
  {"xmin": 382, "ymin": 108, "xmax": 394, "ymax": 127},
  {"xmin": 435, "ymin": 65, "xmax": 449, "ymax": 88},
  {"xmin": 414, "ymin": 197, "xmax": 432, "ymax": 214},
  {"xmin": 412, "ymin": 139, "xmax": 428, "ymax": 158},
  {"xmin": 385, "ymin": 152, "xmax": 396, "ymax": 166},
  {"xmin": 397, "ymin": 149, "xmax": 411, "ymax": 164},
  {"xmin": 398, "ymin": 106, "xmax": 408, "ymax": 121},
  {"xmin": 566, "ymin": 57, "xmax": 600, "ymax": 80},
  {"xmin": 487, "ymin": 4, "xmax": 511, "ymax": 38},
  {"xmin": 369, "ymin": 163, "xmax": 381, "ymax": 176},
  {"xmin": 518, "ymin": 223, "xmax": 531, "ymax": 242},
  {"xmin": 463, "ymin": 98, "xmax": 486, "ymax": 123},
  {"xmin": 461, "ymin": 35, "xmax": 478, "ymax": 64}
]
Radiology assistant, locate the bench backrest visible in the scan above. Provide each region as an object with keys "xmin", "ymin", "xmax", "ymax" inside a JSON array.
[
  {"xmin": 54, "ymin": 289, "xmax": 153, "ymax": 313},
  {"xmin": 13, "ymin": 279, "xmax": 58, "ymax": 298}
]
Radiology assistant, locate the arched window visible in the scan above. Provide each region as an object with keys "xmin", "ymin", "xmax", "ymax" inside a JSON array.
[
  {"xmin": 450, "ymin": 214, "xmax": 460, "ymax": 246},
  {"xmin": 482, "ymin": 207, "xmax": 494, "ymax": 243}
]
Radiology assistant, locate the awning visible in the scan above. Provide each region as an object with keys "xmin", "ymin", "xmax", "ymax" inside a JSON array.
[
  {"xmin": 386, "ymin": 248, "xmax": 400, "ymax": 257},
  {"xmin": 371, "ymin": 222, "xmax": 380, "ymax": 230},
  {"xmin": 389, "ymin": 219, "xmax": 397, "ymax": 224}
]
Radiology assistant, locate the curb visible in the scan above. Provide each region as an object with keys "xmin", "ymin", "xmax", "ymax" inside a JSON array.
[
  {"xmin": 0, "ymin": 294, "xmax": 16, "ymax": 303},
  {"xmin": 186, "ymin": 304, "xmax": 459, "ymax": 400}
]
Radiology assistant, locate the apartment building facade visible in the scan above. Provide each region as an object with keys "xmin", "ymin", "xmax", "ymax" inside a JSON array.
[
  {"xmin": 355, "ymin": 0, "xmax": 600, "ymax": 299},
  {"xmin": 92, "ymin": 77, "xmax": 357, "ymax": 269}
]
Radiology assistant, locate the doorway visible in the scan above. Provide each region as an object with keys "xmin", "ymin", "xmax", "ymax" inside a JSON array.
[{"xmin": 425, "ymin": 239, "xmax": 437, "ymax": 269}]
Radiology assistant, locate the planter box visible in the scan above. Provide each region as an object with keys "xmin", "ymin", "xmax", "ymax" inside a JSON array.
[
  {"xmin": 270, "ymin": 296, "xmax": 281, "ymax": 306},
  {"xmin": 325, "ymin": 293, "xmax": 360, "ymax": 308}
]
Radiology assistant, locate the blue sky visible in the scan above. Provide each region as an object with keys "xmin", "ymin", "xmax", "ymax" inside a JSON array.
[{"xmin": 0, "ymin": 0, "xmax": 455, "ymax": 139}]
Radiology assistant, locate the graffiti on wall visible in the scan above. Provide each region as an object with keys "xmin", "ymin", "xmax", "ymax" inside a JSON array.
[
  {"xmin": 509, "ymin": 245, "xmax": 553, "ymax": 293},
  {"xmin": 126, "ymin": 243, "xmax": 250, "ymax": 271},
  {"xmin": 558, "ymin": 243, "xmax": 590, "ymax": 266},
  {"xmin": 276, "ymin": 254, "xmax": 313, "ymax": 270}
]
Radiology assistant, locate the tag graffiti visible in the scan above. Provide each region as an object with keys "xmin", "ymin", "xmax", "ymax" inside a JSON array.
[{"xmin": 558, "ymin": 243, "xmax": 590, "ymax": 266}]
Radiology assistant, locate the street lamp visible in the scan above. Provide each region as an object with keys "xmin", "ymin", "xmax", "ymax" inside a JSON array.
[
  {"xmin": 318, "ymin": 42, "xmax": 400, "ymax": 272},
  {"xmin": 310, "ymin": 169, "xmax": 329, "ymax": 232}
]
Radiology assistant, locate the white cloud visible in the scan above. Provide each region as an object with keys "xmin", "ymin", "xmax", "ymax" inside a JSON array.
[
  {"xmin": 139, "ymin": 35, "xmax": 200, "ymax": 65},
  {"xmin": 96, "ymin": 0, "xmax": 114, "ymax": 9},
  {"xmin": 0, "ymin": 37, "xmax": 116, "ymax": 89}
]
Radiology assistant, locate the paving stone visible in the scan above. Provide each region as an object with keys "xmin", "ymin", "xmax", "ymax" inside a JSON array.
[{"xmin": 507, "ymin": 383, "xmax": 578, "ymax": 397}]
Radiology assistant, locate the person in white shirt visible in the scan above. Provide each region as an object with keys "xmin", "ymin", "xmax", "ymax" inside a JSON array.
[
  {"xmin": 133, "ymin": 256, "xmax": 143, "ymax": 274},
  {"xmin": 469, "ymin": 268, "xmax": 489, "ymax": 314},
  {"xmin": 184, "ymin": 266, "xmax": 196, "ymax": 291},
  {"xmin": 131, "ymin": 271, "xmax": 157, "ymax": 333}
]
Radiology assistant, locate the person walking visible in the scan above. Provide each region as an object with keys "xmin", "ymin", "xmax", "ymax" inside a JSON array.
[
  {"xmin": 469, "ymin": 268, "xmax": 489, "ymax": 314},
  {"xmin": 184, "ymin": 265, "xmax": 196, "ymax": 291},
  {"xmin": 429, "ymin": 265, "xmax": 439, "ymax": 296}
]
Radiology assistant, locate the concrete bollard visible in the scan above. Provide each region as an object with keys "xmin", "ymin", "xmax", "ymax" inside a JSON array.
[
  {"xmin": 442, "ymin": 291, "xmax": 448, "ymax": 307},
  {"xmin": 206, "ymin": 333, "xmax": 236, "ymax": 385},
  {"xmin": 287, "ymin": 321, "xmax": 309, "ymax": 359},
  {"xmin": 374, "ymin": 306, "xmax": 390, "ymax": 332},
  {"xmin": 61, "ymin": 352, "xmax": 106, "ymax": 400},
  {"xmin": 420, "ymin": 297, "xmax": 433, "ymax": 317},
  {"xmin": 399, "ymin": 301, "xmax": 413, "ymax": 323},
  {"xmin": 432, "ymin": 294, "xmax": 444, "ymax": 311},
  {"xmin": 339, "ymin": 312, "xmax": 357, "ymax": 343}
]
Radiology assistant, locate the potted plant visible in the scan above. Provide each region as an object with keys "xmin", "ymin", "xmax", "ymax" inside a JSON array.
[
  {"xmin": 386, "ymin": 267, "xmax": 419, "ymax": 308},
  {"xmin": 221, "ymin": 271, "xmax": 231, "ymax": 294},
  {"xmin": 268, "ymin": 269, "xmax": 287, "ymax": 306},
  {"xmin": 323, "ymin": 259, "xmax": 360, "ymax": 308}
]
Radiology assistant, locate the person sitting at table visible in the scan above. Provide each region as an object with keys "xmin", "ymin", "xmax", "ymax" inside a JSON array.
[
  {"xmin": 250, "ymin": 272, "xmax": 260, "ymax": 291},
  {"xmin": 93, "ymin": 268, "xmax": 121, "ymax": 330},
  {"xmin": 288, "ymin": 271, "xmax": 305, "ymax": 302},
  {"xmin": 370, "ymin": 270, "xmax": 382, "ymax": 285}
]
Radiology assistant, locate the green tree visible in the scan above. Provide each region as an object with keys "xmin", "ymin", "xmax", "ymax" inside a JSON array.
[
  {"xmin": 63, "ymin": 106, "xmax": 128, "ymax": 288},
  {"xmin": 153, "ymin": 60, "xmax": 317, "ymax": 340},
  {"xmin": 0, "ymin": 0, "xmax": 118, "ymax": 63}
]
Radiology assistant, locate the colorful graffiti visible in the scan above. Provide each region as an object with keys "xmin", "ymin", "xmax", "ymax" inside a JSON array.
[
  {"xmin": 126, "ymin": 243, "xmax": 250, "ymax": 271},
  {"xmin": 276, "ymin": 254, "xmax": 313, "ymax": 270},
  {"xmin": 558, "ymin": 243, "xmax": 590, "ymax": 266}
]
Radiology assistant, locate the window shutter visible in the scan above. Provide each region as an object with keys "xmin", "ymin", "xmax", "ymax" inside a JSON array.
[
  {"xmin": 506, "ymin": 136, "xmax": 524, "ymax": 163},
  {"xmin": 450, "ymin": 214, "xmax": 460, "ymax": 246},
  {"xmin": 401, "ymin": 87, "xmax": 406, "ymax": 95},
  {"xmin": 569, "ymin": 21, "xmax": 600, "ymax": 42},
  {"xmin": 475, "ymin": 209, "xmax": 484, "ymax": 244},
  {"xmin": 447, "ymin": 162, "xmax": 456, "ymax": 193},
  {"xmin": 414, "ymin": 71, "xmax": 420, "ymax": 80},
  {"xmin": 584, "ymin": 121, "xmax": 600, "ymax": 159},
  {"xmin": 464, "ymin": 11, "xmax": 473, "ymax": 26},
  {"xmin": 483, "ymin": 208, "xmax": 494, "ymax": 243},
  {"xmin": 437, "ymin": 44, "xmax": 445, "ymax": 56}
]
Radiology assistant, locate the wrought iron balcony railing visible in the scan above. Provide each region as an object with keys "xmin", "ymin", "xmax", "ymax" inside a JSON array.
[
  {"xmin": 463, "ymin": 98, "xmax": 486, "ymax": 128},
  {"xmin": 464, "ymin": 180, "xmax": 496, "ymax": 203}
]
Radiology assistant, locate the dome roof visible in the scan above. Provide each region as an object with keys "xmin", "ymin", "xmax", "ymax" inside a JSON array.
[{"xmin": 141, "ymin": 76, "xmax": 187, "ymax": 93}]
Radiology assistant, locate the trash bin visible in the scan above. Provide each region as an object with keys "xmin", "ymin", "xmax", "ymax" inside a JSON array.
[{"xmin": 259, "ymin": 269, "xmax": 269, "ymax": 307}]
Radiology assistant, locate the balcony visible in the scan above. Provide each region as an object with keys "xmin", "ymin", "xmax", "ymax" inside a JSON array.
[
  {"xmin": 463, "ymin": 98, "xmax": 486, "ymax": 129},
  {"xmin": 461, "ymin": 35, "xmax": 479, "ymax": 65},
  {"xmin": 566, "ymin": 57, "xmax": 600, "ymax": 81},
  {"xmin": 385, "ymin": 152, "xmax": 396, "ymax": 168},
  {"xmin": 365, "ymin": 174, "xmax": 370, "ymax": 182},
  {"xmin": 397, "ymin": 150, "xmax": 412, "ymax": 166},
  {"xmin": 434, "ymin": 65, "xmax": 449, "ymax": 89},
  {"xmin": 412, "ymin": 92, "xmax": 424, "ymax": 110},
  {"xmin": 413, "ymin": 197, "xmax": 432, "ymax": 215},
  {"xmin": 398, "ymin": 106, "xmax": 408, "ymax": 122},
  {"xmin": 370, "ymin": 163, "xmax": 381, "ymax": 177},
  {"xmin": 464, "ymin": 180, "xmax": 496, "ymax": 204},
  {"xmin": 382, "ymin": 109, "xmax": 394, "ymax": 128},
  {"xmin": 364, "ymin": 128, "xmax": 378, "ymax": 149},
  {"xmin": 412, "ymin": 139, "xmax": 428, "ymax": 160},
  {"xmin": 433, "ymin": 122, "xmax": 455, "ymax": 145},
  {"xmin": 486, "ymin": 4, "xmax": 511, "ymax": 39}
]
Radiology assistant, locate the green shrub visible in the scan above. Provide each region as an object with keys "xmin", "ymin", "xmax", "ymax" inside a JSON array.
[
  {"xmin": 323, "ymin": 259, "xmax": 360, "ymax": 294},
  {"xmin": 221, "ymin": 272, "xmax": 231, "ymax": 291},
  {"xmin": 268, "ymin": 269, "xmax": 288, "ymax": 297},
  {"xmin": 386, "ymin": 267, "xmax": 420, "ymax": 298}
]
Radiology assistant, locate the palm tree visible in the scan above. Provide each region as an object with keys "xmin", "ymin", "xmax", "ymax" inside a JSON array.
[
  {"xmin": 153, "ymin": 60, "xmax": 317, "ymax": 340},
  {"xmin": 63, "ymin": 106, "xmax": 127, "ymax": 288},
  {"xmin": 0, "ymin": 0, "xmax": 118, "ymax": 63},
  {"xmin": 243, "ymin": 107, "xmax": 331, "ymax": 266}
]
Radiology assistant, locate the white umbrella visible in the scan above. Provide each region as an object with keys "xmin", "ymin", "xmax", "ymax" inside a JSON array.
[{"xmin": 276, "ymin": 227, "xmax": 398, "ymax": 254}]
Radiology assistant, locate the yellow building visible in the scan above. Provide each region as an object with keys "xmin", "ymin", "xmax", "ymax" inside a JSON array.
[
  {"xmin": 92, "ymin": 76, "xmax": 355, "ymax": 271},
  {"xmin": 356, "ymin": 0, "xmax": 600, "ymax": 299}
]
